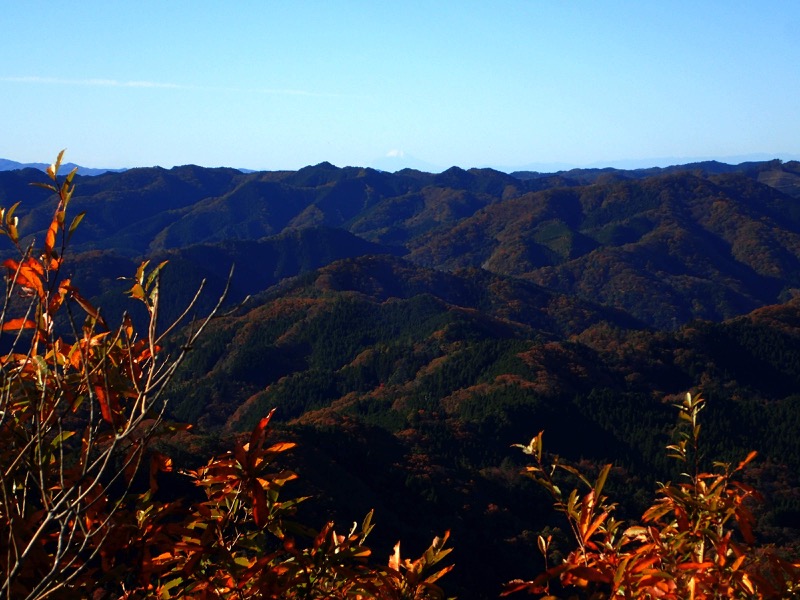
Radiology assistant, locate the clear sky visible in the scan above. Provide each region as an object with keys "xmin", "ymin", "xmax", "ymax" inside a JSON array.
[{"xmin": 2, "ymin": 2, "xmax": 799, "ymax": 172}]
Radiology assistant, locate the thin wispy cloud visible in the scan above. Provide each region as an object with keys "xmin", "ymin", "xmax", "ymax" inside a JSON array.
[
  {"xmin": 1, "ymin": 76, "xmax": 182, "ymax": 89},
  {"xmin": 1, "ymin": 76, "xmax": 362, "ymax": 98}
]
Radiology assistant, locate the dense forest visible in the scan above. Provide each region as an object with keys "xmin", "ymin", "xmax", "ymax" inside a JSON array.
[{"xmin": 1, "ymin": 157, "xmax": 800, "ymax": 598}]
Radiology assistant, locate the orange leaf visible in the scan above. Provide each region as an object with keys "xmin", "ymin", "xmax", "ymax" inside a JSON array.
[
  {"xmin": 736, "ymin": 450, "xmax": 758, "ymax": 472},
  {"xmin": 630, "ymin": 555, "xmax": 660, "ymax": 574},
  {"xmin": 1, "ymin": 318, "xmax": 38, "ymax": 331},
  {"xmin": 44, "ymin": 217, "xmax": 58, "ymax": 256},
  {"xmin": 22, "ymin": 257, "xmax": 44, "ymax": 276},
  {"xmin": 69, "ymin": 345, "xmax": 84, "ymax": 370},
  {"xmin": 123, "ymin": 314, "xmax": 134, "ymax": 339},
  {"xmin": 48, "ymin": 279, "xmax": 71, "ymax": 315},
  {"xmin": 266, "ymin": 442, "xmax": 296, "ymax": 453},
  {"xmin": 4, "ymin": 259, "xmax": 44, "ymax": 300},
  {"xmin": 389, "ymin": 542, "xmax": 401, "ymax": 571},
  {"xmin": 677, "ymin": 561, "xmax": 714, "ymax": 570},
  {"xmin": 95, "ymin": 384, "xmax": 114, "ymax": 424},
  {"xmin": 583, "ymin": 510, "xmax": 609, "ymax": 543},
  {"xmin": 740, "ymin": 573, "xmax": 755, "ymax": 595}
]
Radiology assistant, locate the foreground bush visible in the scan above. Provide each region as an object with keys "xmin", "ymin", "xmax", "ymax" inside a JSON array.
[
  {"xmin": 505, "ymin": 392, "xmax": 800, "ymax": 599},
  {"xmin": 0, "ymin": 153, "xmax": 453, "ymax": 599}
]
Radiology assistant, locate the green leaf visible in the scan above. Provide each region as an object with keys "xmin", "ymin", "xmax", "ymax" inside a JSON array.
[
  {"xmin": 593, "ymin": 463, "xmax": 612, "ymax": 500},
  {"xmin": 5, "ymin": 201, "xmax": 21, "ymax": 223},
  {"xmin": 145, "ymin": 260, "xmax": 169, "ymax": 291},
  {"xmin": 65, "ymin": 166, "xmax": 78, "ymax": 185},
  {"xmin": 159, "ymin": 576, "xmax": 183, "ymax": 599},
  {"xmin": 47, "ymin": 149, "xmax": 66, "ymax": 181},
  {"xmin": 361, "ymin": 509, "xmax": 375, "ymax": 538},
  {"xmin": 50, "ymin": 430, "xmax": 76, "ymax": 448},
  {"xmin": 557, "ymin": 463, "xmax": 592, "ymax": 489},
  {"xmin": 66, "ymin": 211, "xmax": 86, "ymax": 244}
]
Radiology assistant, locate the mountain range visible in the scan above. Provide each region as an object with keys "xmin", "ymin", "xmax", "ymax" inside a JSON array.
[
  {"xmin": 2, "ymin": 157, "xmax": 800, "ymax": 597},
  {"xmin": 4, "ymin": 157, "xmax": 800, "ymax": 326},
  {"xmin": 0, "ymin": 158, "xmax": 127, "ymax": 176}
]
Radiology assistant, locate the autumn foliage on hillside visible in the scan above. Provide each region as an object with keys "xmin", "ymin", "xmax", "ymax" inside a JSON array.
[{"xmin": 0, "ymin": 154, "xmax": 453, "ymax": 599}]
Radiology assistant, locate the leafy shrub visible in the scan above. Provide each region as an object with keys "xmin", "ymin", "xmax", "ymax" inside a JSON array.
[{"xmin": 505, "ymin": 393, "xmax": 800, "ymax": 599}]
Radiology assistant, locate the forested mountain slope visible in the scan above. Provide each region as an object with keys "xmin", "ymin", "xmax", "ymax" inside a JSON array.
[
  {"xmin": 3, "ymin": 159, "xmax": 799, "ymax": 330},
  {"xmin": 409, "ymin": 171, "xmax": 800, "ymax": 327},
  {"xmin": 3, "ymin": 158, "xmax": 800, "ymax": 597},
  {"xmin": 163, "ymin": 255, "xmax": 800, "ymax": 597}
]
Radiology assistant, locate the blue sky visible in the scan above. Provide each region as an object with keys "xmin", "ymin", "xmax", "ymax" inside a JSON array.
[{"xmin": 2, "ymin": 2, "xmax": 799, "ymax": 172}]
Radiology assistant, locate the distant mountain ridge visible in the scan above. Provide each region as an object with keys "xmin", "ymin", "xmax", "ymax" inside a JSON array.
[
  {"xmin": 0, "ymin": 157, "xmax": 127, "ymax": 176},
  {"xmin": 3, "ymin": 157, "xmax": 800, "ymax": 330},
  {"xmin": 5, "ymin": 154, "xmax": 800, "ymax": 177}
]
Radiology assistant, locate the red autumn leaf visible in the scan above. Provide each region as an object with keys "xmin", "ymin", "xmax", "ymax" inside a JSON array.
[
  {"xmin": 736, "ymin": 507, "xmax": 756, "ymax": 544},
  {"xmin": 246, "ymin": 408, "xmax": 276, "ymax": 470},
  {"xmin": 46, "ymin": 278, "xmax": 72, "ymax": 315},
  {"xmin": 250, "ymin": 410, "xmax": 275, "ymax": 449},
  {"xmin": 70, "ymin": 288, "xmax": 108, "ymax": 330},
  {"xmin": 564, "ymin": 565, "xmax": 613, "ymax": 584},
  {"xmin": 251, "ymin": 481, "xmax": 269, "ymax": 528}
]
